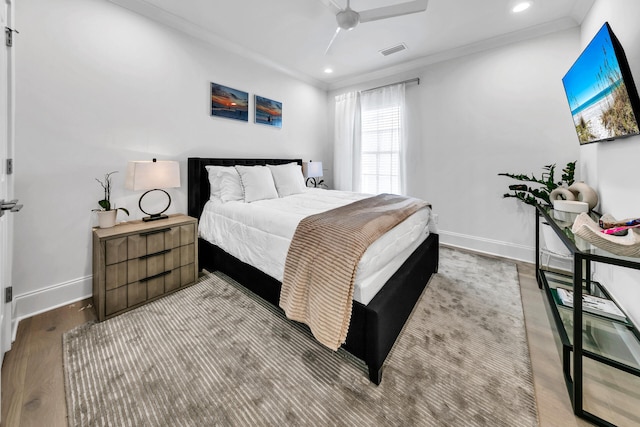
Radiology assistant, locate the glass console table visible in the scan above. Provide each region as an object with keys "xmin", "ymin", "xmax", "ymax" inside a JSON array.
[{"xmin": 535, "ymin": 205, "xmax": 640, "ymax": 427}]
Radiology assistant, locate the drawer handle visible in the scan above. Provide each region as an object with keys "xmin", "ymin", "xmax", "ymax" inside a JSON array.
[
  {"xmin": 139, "ymin": 249, "xmax": 172, "ymax": 260},
  {"xmin": 139, "ymin": 228, "xmax": 172, "ymax": 237},
  {"xmin": 140, "ymin": 270, "xmax": 172, "ymax": 282}
]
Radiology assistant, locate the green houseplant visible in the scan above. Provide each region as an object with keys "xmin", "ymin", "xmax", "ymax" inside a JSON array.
[
  {"xmin": 94, "ymin": 171, "xmax": 129, "ymax": 228},
  {"xmin": 498, "ymin": 161, "xmax": 576, "ymax": 207}
]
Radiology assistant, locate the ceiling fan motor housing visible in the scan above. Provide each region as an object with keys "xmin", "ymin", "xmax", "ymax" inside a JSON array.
[{"xmin": 337, "ymin": 9, "xmax": 360, "ymax": 30}]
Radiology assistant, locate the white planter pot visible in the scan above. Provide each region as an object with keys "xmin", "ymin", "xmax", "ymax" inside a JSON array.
[{"xmin": 97, "ymin": 210, "xmax": 117, "ymax": 228}]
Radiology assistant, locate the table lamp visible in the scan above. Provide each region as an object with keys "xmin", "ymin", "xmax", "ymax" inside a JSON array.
[
  {"xmin": 302, "ymin": 161, "xmax": 323, "ymax": 187},
  {"xmin": 125, "ymin": 159, "xmax": 180, "ymax": 221}
]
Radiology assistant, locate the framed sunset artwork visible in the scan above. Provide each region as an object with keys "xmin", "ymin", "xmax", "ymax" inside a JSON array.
[
  {"xmin": 255, "ymin": 95, "xmax": 282, "ymax": 128},
  {"xmin": 210, "ymin": 83, "xmax": 249, "ymax": 122}
]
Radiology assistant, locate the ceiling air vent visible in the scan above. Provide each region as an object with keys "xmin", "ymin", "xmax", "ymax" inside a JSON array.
[{"xmin": 379, "ymin": 43, "xmax": 407, "ymax": 57}]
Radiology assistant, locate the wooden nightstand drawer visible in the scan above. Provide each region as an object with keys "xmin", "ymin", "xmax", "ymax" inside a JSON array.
[
  {"xmin": 93, "ymin": 214, "xmax": 199, "ymax": 321},
  {"xmin": 105, "ymin": 286, "xmax": 128, "ymax": 316},
  {"xmin": 105, "ymin": 237, "xmax": 128, "ymax": 266},
  {"xmin": 126, "ymin": 223, "xmax": 196, "ymax": 259},
  {"xmin": 105, "ymin": 262, "xmax": 127, "ymax": 291}
]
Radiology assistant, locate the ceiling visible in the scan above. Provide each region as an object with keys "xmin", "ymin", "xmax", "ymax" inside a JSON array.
[{"xmin": 109, "ymin": 0, "xmax": 595, "ymax": 90}]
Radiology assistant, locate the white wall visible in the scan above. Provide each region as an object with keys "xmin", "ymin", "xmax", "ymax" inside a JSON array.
[
  {"xmin": 330, "ymin": 28, "xmax": 580, "ymax": 262},
  {"xmin": 13, "ymin": 0, "xmax": 329, "ymax": 325},
  {"xmin": 580, "ymin": 0, "xmax": 640, "ymax": 326}
]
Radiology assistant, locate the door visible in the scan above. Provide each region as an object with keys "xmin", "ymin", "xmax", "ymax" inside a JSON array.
[{"xmin": 1, "ymin": 0, "xmax": 14, "ymax": 360}]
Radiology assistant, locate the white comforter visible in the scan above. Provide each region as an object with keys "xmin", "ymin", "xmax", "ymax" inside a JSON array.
[{"xmin": 198, "ymin": 188, "xmax": 433, "ymax": 305}]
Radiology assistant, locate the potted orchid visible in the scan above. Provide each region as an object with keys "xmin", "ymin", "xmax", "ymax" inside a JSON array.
[{"xmin": 93, "ymin": 171, "xmax": 129, "ymax": 228}]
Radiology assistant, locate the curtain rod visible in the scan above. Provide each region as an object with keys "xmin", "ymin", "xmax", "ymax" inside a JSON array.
[{"xmin": 360, "ymin": 77, "xmax": 420, "ymax": 93}]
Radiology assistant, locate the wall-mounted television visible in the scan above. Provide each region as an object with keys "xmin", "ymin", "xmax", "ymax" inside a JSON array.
[{"xmin": 562, "ymin": 22, "xmax": 640, "ymax": 145}]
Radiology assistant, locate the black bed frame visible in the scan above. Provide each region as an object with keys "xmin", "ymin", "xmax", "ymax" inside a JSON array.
[{"xmin": 187, "ymin": 157, "xmax": 439, "ymax": 384}]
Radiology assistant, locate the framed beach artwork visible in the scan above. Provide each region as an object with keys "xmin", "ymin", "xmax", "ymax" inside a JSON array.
[
  {"xmin": 210, "ymin": 83, "xmax": 249, "ymax": 122},
  {"xmin": 255, "ymin": 95, "xmax": 282, "ymax": 128}
]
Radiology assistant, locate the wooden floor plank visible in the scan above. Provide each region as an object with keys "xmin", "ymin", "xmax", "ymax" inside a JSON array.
[
  {"xmin": 20, "ymin": 310, "xmax": 70, "ymax": 427},
  {"xmin": 1, "ymin": 317, "xmax": 32, "ymax": 426}
]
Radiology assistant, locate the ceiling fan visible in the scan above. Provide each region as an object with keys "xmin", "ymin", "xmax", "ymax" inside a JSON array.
[{"xmin": 321, "ymin": 0, "xmax": 429, "ymax": 54}]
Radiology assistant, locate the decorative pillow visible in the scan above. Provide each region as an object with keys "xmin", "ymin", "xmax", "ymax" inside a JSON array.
[
  {"xmin": 205, "ymin": 166, "xmax": 243, "ymax": 202},
  {"xmin": 235, "ymin": 165, "xmax": 279, "ymax": 203},
  {"xmin": 267, "ymin": 163, "xmax": 306, "ymax": 197}
]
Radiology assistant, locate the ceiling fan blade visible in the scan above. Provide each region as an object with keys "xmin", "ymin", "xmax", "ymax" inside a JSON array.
[
  {"xmin": 359, "ymin": 0, "xmax": 428, "ymax": 23},
  {"xmin": 325, "ymin": 27, "xmax": 341, "ymax": 55},
  {"xmin": 317, "ymin": 0, "xmax": 342, "ymax": 14}
]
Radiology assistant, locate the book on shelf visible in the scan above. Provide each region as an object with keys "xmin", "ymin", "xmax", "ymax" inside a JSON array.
[{"xmin": 553, "ymin": 288, "xmax": 627, "ymax": 323}]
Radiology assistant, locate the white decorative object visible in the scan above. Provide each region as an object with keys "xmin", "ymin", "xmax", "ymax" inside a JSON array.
[
  {"xmin": 567, "ymin": 181, "xmax": 599, "ymax": 210},
  {"xmin": 572, "ymin": 213, "xmax": 640, "ymax": 257},
  {"xmin": 97, "ymin": 210, "xmax": 117, "ymax": 228},
  {"xmin": 549, "ymin": 188, "xmax": 576, "ymax": 202},
  {"xmin": 553, "ymin": 200, "xmax": 589, "ymax": 213}
]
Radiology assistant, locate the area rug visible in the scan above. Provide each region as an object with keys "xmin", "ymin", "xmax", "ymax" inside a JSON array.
[{"xmin": 63, "ymin": 248, "xmax": 538, "ymax": 426}]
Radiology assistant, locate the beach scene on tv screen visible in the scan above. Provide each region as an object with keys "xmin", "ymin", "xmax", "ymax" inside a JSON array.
[{"xmin": 562, "ymin": 24, "xmax": 639, "ymax": 144}]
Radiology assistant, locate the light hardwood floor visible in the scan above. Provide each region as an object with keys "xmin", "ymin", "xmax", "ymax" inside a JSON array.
[{"xmin": 1, "ymin": 255, "xmax": 622, "ymax": 426}]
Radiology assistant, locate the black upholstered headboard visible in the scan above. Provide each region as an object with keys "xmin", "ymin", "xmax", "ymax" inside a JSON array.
[{"xmin": 187, "ymin": 158, "xmax": 303, "ymax": 220}]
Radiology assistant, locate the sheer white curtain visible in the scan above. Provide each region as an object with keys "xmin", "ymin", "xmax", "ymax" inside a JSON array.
[
  {"xmin": 333, "ymin": 83, "xmax": 406, "ymax": 194},
  {"xmin": 333, "ymin": 91, "xmax": 360, "ymax": 191}
]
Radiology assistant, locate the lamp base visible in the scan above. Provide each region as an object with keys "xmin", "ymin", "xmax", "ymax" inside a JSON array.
[
  {"xmin": 138, "ymin": 189, "xmax": 172, "ymax": 222},
  {"xmin": 142, "ymin": 214, "xmax": 169, "ymax": 222}
]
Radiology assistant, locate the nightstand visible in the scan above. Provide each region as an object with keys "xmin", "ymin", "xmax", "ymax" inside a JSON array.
[{"xmin": 92, "ymin": 214, "xmax": 199, "ymax": 321}]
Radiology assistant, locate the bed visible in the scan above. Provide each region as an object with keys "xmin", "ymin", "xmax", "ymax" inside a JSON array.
[{"xmin": 187, "ymin": 157, "xmax": 439, "ymax": 384}]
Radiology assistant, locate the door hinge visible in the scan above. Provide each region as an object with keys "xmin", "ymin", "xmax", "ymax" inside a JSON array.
[
  {"xmin": 5, "ymin": 26, "xmax": 18, "ymax": 47},
  {"xmin": 5, "ymin": 287, "xmax": 12, "ymax": 303},
  {"xmin": 6, "ymin": 159, "xmax": 13, "ymax": 175}
]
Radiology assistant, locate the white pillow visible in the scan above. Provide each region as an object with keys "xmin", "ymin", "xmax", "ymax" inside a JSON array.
[
  {"xmin": 205, "ymin": 166, "xmax": 243, "ymax": 202},
  {"xmin": 235, "ymin": 165, "xmax": 279, "ymax": 203},
  {"xmin": 267, "ymin": 163, "xmax": 306, "ymax": 197}
]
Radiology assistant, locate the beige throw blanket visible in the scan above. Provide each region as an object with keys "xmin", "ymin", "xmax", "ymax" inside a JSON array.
[{"xmin": 279, "ymin": 193, "xmax": 430, "ymax": 350}]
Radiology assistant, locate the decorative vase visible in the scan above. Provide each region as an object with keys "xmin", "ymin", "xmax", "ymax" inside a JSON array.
[
  {"xmin": 567, "ymin": 181, "xmax": 599, "ymax": 211},
  {"xmin": 549, "ymin": 188, "xmax": 576, "ymax": 202},
  {"xmin": 97, "ymin": 210, "xmax": 117, "ymax": 228}
]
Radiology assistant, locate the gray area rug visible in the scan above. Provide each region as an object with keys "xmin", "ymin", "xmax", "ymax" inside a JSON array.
[{"xmin": 63, "ymin": 247, "xmax": 538, "ymax": 426}]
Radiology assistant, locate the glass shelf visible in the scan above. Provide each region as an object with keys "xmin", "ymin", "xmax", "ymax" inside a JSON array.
[
  {"xmin": 543, "ymin": 270, "xmax": 640, "ymax": 371},
  {"xmin": 556, "ymin": 305, "xmax": 640, "ymax": 370}
]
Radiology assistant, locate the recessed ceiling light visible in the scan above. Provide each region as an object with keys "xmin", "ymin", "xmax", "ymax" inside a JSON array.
[
  {"xmin": 324, "ymin": 67, "xmax": 334, "ymax": 74},
  {"xmin": 512, "ymin": 1, "xmax": 532, "ymax": 13}
]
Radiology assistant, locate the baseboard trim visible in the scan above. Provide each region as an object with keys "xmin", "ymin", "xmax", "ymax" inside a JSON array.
[
  {"xmin": 439, "ymin": 230, "xmax": 535, "ymax": 264},
  {"xmin": 11, "ymin": 275, "xmax": 92, "ymax": 341}
]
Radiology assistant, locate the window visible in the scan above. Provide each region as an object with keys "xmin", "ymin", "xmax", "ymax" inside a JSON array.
[
  {"xmin": 333, "ymin": 83, "xmax": 406, "ymax": 194},
  {"xmin": 360, "ymin": 98, "xmax": 403, "ymax": 194}
]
